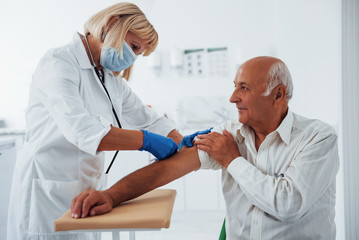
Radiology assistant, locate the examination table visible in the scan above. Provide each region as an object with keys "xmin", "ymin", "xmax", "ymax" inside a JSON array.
[{"xmin": 55, "ymin": 189, "xmax": 176, "ymax": 240}]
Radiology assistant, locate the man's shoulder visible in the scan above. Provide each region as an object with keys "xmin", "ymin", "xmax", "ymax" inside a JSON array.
[
  {"xmin": 292, "ymin": 112, "xmax": 337, "ymax": 137},
  {"xmin": 213, "ymin": 121, "xmax": 241, "ymax": 134}
]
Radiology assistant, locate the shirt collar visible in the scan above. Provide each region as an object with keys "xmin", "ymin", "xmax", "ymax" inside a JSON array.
[
  {"xmin": 235, "ymin": 109, "xmax": 294, "ymax": 145},
  {"xmin": 274, "ymin": 109, "xmax": 294, "ymax": 145},
  {"xmin": 72, "ymin": 32, "xmax": 93, "ymax": 69},
  {"xmin": 236, "ymin": 124, "xmax": 249, "ymax": 143}
]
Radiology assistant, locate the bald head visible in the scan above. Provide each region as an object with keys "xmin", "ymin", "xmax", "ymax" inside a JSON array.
[
  {"xmin": 230, "ymin": 56, "xmax": 292, "ymax": 133},
  {"xmin": 240, "ymin": 56, "xmax": 281, "ymax": 75},
  {"xmin": 238, "ymin": 56, "xmax": 293, "ymax": 99}
]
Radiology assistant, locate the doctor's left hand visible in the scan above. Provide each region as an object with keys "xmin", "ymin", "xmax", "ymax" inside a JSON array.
[{"xmin": 71, "ymin": 190, "xmax": 113, "ymax": 218}]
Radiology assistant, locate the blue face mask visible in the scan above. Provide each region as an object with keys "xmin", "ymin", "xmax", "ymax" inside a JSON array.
[{"xmin": 100, "ymin": 41, "xmax": 137, "ymax": 71}]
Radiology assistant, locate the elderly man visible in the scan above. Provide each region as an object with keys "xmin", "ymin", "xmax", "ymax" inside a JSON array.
[{"xmin": 71, "ymin": 56, "xmax": 339, "ymax": 239}]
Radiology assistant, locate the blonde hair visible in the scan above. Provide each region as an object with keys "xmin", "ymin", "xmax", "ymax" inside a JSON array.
[{"xmin": 84, "ymin": 2, "xmax": 158, "ymax": 80}]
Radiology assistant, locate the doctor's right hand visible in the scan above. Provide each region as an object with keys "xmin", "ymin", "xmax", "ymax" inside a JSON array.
[
  {"xmin": 177, "ymin": 127, "xmax": 213, "ymax": 151},
  {"xmin": 139, "ymin": 130, "xmax": 177, "ymax": 160},
  {"xmin": 71, "ymin": 190, "xmax": 113, "ymax": 218}
]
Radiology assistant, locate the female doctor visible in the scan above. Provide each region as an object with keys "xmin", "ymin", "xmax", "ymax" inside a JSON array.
[{"xmin": 7, "ymin": 2, "xmax": 182, "ymax": 240}]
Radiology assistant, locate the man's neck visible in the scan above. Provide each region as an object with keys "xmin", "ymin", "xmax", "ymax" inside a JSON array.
[{"xmin": 252, "ymin": 107, "xmax": 288, "ymax": 150}]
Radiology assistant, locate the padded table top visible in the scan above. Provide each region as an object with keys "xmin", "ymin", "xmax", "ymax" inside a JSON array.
[{"xmin": 55, "ymin": 189, "xmax": 177, "ymax": 232}]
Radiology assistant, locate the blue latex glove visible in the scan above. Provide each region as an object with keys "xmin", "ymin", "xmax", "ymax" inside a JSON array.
[
  {"xmin": 140, "ymin": 130, "xmax": 178, "ymax": 160},
  {"xmin": 177, "ymin": 127, "xmax": 213, "ymax": 151}
]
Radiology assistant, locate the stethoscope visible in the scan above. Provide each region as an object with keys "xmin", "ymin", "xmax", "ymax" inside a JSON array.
[{"xmin": 84, "ymin": 33, "xmax": 120, "ymax": 174}]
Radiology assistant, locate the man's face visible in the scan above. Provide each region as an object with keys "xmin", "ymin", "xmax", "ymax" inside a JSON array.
[{"xmin": 229, "ymin": 61, "xmax": 274, "ymax": 127}]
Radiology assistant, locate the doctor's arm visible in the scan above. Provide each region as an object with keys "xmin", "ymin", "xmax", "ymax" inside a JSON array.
[
  {"xmin": 98, "ymin": 126, "xmax": 181, "ymax": 160},
  {"xmin": 34, "ymin": 52, "xmax": 180, "ymax": 159},
  {"xmin": 115, "ymin": 78, "xmax": 183, "ymax": 145},
  {"xmin": 98, "ymin": 127, "xmax": 182, "ymax": 151},
  {"xmin": 97, "ymin": 126, "xmax": 143, "ymax": 151},
  {"xmin": 96, "ymin": 78, "xmax": 183, "ymax": 158},
  {"xmin": 71, "ymin": 146, "xmax": 200, "ymax": 218}
]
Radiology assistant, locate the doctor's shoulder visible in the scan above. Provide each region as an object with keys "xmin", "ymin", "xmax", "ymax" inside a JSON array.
[
  {"xmin": 33, "ymin": 44, "xmax": 79, "ymax": 84},
  {"xmin": 39, "ymin": 43, "xmax": 78, "ymax": 69}
]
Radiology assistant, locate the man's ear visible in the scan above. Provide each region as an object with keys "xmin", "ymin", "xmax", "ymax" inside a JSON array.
[{"xmin": 274, "ymin": 84, "xmax": 287, "ymax": 105}]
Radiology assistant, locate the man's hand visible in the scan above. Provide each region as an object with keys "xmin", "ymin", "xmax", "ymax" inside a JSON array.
[
  {"xmin": 71, "ymin": 147, "xmax": 201, "ymax": 219},
  {"xmin": 71, "ymin": 190, "xmax": 113, "ymax": 218},
  {"xmin": 195, "ymin": 129, "xmax": 240, "ymax": 168}
]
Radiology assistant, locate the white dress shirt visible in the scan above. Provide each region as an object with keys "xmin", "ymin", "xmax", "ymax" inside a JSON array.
[{"xmin": 198, "ymin": 110, "xmax": 339, "ymax": 240}]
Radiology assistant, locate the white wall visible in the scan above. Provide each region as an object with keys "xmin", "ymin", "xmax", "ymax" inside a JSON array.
[
  {"xmin": 0, "ymin": 0, "xmax": 121, "ymax": 128},
  {"xmin": 342, "ymin": 0, "xmax": 359, "ymax": 239},
  {"xmin": 0, "ymin": 0, "xmax": 341, "ymax": 129},
  {"xmin": 129, "ymin": 0, "xmax": 279, "ymax": 119},
  {"xmin": 128, "ymin": 0, "xmax": 341, "ymax": 128},
  {"xmin": 274, "ymin": 1, "xmax": 342, "ymax": 126},
  {"xmin": 0, "ymin": 0, "xmax": 344, "ymax": 238}
]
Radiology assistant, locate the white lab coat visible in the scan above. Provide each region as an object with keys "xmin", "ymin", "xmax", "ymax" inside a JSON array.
[{"xmin": 7, "ymin": 33, "xmax": 175, "ymax": 240}]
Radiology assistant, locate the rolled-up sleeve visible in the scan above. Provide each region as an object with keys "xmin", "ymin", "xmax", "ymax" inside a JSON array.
[
  {"xmin": 197, "ymin": 148, "xmax": 222, "ymax": 170},
  {"xmin": 196, "ymin": 124, "xmax": 230, "ymax": 170},
  {"xmin": 33, "ymin": 50, "xmax": 111, "ymax": 156}
]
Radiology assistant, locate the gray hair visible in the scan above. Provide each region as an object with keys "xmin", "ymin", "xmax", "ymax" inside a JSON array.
[{"xmin": 263, "ymin": 61, "xmax": 293, "ymax": 99}]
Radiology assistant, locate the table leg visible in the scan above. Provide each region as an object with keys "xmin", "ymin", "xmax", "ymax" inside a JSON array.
[
  {"xmin": 129, "ymin": 231, "xmax": 135, "ymax": 240},
  {"xmin": 112, "ymin": 231, "xmax": 120, "ymax": 240}
]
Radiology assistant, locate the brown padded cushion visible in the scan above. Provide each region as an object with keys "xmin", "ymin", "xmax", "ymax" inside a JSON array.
[{"xmin": 54, "ymin": 189, "xmax": 177, "ymax": 232}]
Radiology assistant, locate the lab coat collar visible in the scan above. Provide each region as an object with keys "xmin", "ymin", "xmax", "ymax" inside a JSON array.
[
  {"xmin": 72, "ymin": 32, "xmax": 93, "ymax": 69},
  {"xmin": 235, "ymin": 109, "xmax": 294, "ymax": 145}
]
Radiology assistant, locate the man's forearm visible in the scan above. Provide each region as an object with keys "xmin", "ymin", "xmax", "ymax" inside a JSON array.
[{"xmin": 104, "ymin": 146, "xmax": 200, "ymax": 207}]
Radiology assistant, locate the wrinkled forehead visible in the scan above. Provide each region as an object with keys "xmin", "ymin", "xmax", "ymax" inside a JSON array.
[{"xmin": 234, "ymin": 60, "xmax": 272, "ymax": 86}]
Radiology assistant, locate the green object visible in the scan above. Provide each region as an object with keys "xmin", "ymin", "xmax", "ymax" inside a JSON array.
[
  {"xmin": 184, "ymin": 48, "xmax": 204, "ymax": 54},
  {"xmin": 219, "ymin": 218, "xmax": 226, "ymax": 240},
  {"xmin": 207, "ymin": 47, "xmax": 227, "ymax": 53}
]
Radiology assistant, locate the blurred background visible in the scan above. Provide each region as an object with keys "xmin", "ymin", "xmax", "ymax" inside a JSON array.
[{"xmin": 0, "ymin": 0, "xmax": 357, "ymax": 239}]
